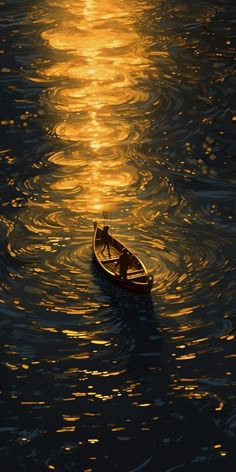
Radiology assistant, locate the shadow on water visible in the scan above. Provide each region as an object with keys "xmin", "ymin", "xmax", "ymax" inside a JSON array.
[{"xmin": 90, "ymin": 257, "xmax": 162, "ymax": 370}]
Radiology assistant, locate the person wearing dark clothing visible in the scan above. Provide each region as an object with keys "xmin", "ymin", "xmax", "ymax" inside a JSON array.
[
  {"xmin": 101, "ymin": 225, "xmax": 111, "ymax": 257},
  {"xmin": 115, "ymin": 248, "xmax": 131, "ymax": 279}
]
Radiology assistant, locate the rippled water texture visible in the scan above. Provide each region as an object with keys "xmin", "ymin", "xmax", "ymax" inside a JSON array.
[{"xmin": 0, "ymin": 0, "xmax": 236, "ymax": 470}]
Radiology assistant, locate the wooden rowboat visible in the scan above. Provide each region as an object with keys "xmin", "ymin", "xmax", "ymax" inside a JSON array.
[{"xmin": 93, "ymin": 221, "xmax": 153, "ymax": 294}]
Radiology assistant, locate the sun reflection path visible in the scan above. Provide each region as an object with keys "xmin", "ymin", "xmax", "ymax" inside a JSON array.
[{"xmin": 37, "ymin": 0, "xmax": 154, "ymax": 216}]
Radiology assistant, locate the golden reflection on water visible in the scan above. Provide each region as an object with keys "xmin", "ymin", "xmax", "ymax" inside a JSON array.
[{"xmin": 36, "ymin": 0, "xmax": 153, "ymax": 215}]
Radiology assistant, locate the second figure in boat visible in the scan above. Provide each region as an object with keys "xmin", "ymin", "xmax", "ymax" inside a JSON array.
[{"xmin": 115, "ymin": 248, "xmax": 131, "ymax": 279}]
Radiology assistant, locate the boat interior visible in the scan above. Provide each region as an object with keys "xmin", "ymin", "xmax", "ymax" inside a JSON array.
[{"xmin": 95, "ymin": 230, "xmax": 146, "ymax": 280}]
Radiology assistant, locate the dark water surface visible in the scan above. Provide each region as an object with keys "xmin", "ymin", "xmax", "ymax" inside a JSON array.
[{"xmin": 0, "ymin": 0, "xmax": 236, "ymax": 470}]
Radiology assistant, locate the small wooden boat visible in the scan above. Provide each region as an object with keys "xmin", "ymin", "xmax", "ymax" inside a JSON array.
[{"xmin": 93, "ymin": 221, "xmax": 153, "ymax": 294}]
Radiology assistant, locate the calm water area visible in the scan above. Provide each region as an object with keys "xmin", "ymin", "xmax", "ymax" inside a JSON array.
[{"xmin": 0, "ymin": 0, "xmax": 236, "ymax": 470}]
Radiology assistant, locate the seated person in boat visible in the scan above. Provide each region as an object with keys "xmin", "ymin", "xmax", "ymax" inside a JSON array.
[
  {"xmin": 101, "ymin": 225, "xmax": 111, "ymax": 257},
  {"xmin": 115, "ymin": 248, "xmax": 131, "ymax": 279}
]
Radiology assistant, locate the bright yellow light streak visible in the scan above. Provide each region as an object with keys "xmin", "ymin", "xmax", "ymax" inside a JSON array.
[
  {"xmin": 215, "ymin": 402, "xmax": 224, "ymax": 411},
  {"xmin": 176, "ymin": 354, "xmax": 196, "ymax": 361},
  {"xmin": 56, "ymin": 427, "xmax": 76, "ymax": 433}
]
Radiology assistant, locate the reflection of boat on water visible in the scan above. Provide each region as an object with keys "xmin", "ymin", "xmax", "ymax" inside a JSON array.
[{"xmin": 93, "ymin": 221, "xmax": 153, "ymax": 294}]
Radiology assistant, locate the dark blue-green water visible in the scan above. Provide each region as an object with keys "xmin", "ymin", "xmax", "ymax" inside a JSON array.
[{"xmin": 0, "ymin": 0, "xmax": 236, "ymax": 470}]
